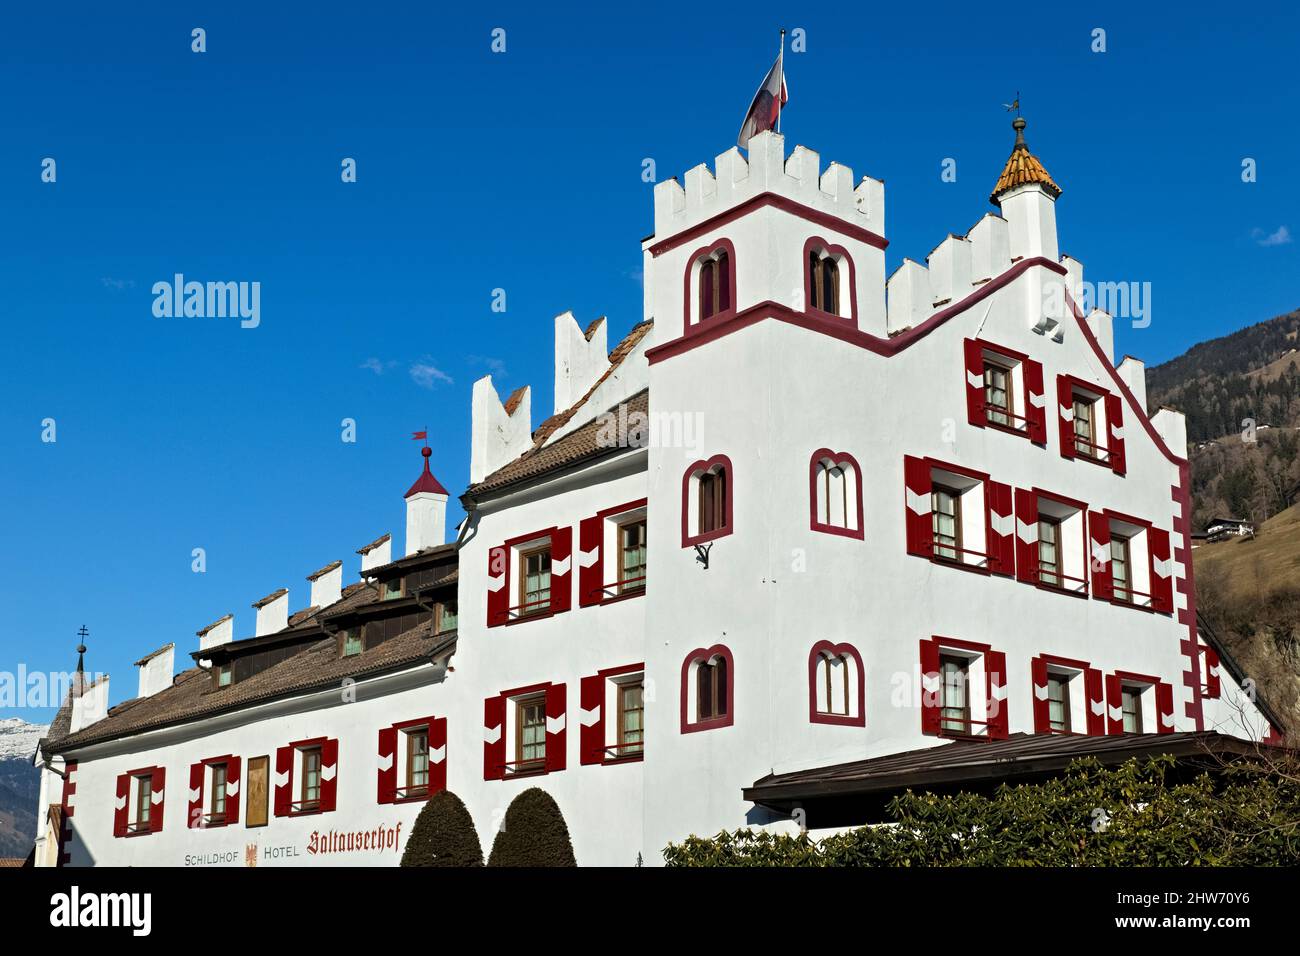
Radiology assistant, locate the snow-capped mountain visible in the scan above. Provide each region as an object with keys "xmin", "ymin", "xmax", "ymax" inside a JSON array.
[{"xmin": 0, "ymin": 718, "xmax": 47, "ymax": 859}]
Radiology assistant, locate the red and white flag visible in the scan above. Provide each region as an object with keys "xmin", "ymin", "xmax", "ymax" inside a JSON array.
[{"xmin": 737, "ymin": 46, "xmax": 788, "ymax": 148}]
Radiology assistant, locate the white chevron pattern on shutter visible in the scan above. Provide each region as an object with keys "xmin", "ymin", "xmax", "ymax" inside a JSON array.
[
  {"xmin": 226, "ymin": 779, "xmax": 240, "ymax": 797},
  {"xmin": 1110, "ymin": 424, "xmax": 1124, "ymax": 440},
  {"xmin": 906, "ymin": 489, "xmax": 930, "ymax": 516},
  {"xmin": 989, "ymin": 511, "xmax": 1014, "ymax": 536},
  {"xmin": 1091, "ymin": 542, "xmax": 1111, "ymax": 566},
  {"xmin": 1059, "ymin": 404, "xmax": 1075, "ymax": 422},
  {"xmin": 966, "ymin": 370, "xmax": 983, "ymax": 389},
  {"xmin": 578, "ymin": 547, "xmax": 600, "ymax": 569},
  {"xmin": 321, "ymin": 764, "xmax": 336, "ymax": 782},
  {"xmin": 429, "ymin": 745, "xmax": 446, "ymax": 764},
  {"xmin": 579, "ymin": 706, "xmax": 601, "ymax": 727},
  {"xmin": 188, "ymin": 786, "xmax": 201, "ymax": 803},
  {"xmin": 151, "ymin": 788, "xmax": 165, "ymax": 806},
  {"xmin": 274, "ymin": 771, "xmax": 289, "ymax": 788},
  {"xmin": 991, "ymin": 682, "xmax": 1008, "ymax": 702},
  {"xmin": 1016, "ymin": 520, "xmax": 1038, "ymax": 544},
  {"xmin": 1033, "ymin": 683, "xmax": 1049, "ymax": 701},
  {"xmin": 376, "ymin": 753, "xmax": 394, "ymax": 772},
  {"xmin": 552, "ymin": 555, "xmax": 571, "ymax": 576},
  {"xmin": 488, "ymin": 573, "xmax": 505, "ymax": 592},
  {"xmin": 921, "ymin": 673, "xmax": 941, "ymax": 695},
  {"xmin": 1160, "ymin": 711, "xmax": 1175, "ymax": 729},
  {"xmin": 115, "ymin": 794, "xmax": 127, "ymax": 811},
  {"xmin": 1090, "ymin": 698, "xmax": 1105, "ymax": 716},
  {"xmin": 546, "ymin": 713, "xmax": 566, "ymax": 734},
  {"xmin": 1109, "ymin": 705, "xmax": 1123, "ymax": 722},
  {"xmin": 483, "ymin": 724, "xmax": 502, "ymax": 744},
  {"xmin": 1028, "ymin": 391, "xmax": 1047, "ymax": 409},
  {"xmin": 1152, "ymin": 557, "xmax": 1174, "ymax": 579}
]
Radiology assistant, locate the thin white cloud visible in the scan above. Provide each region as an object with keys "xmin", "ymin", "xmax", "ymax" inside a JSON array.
[
  {"xmin": 1252, "ymin": 225, "xmax": 1292, "ymax": 247},
  {"xmin": 410, "ymin": 361, "xmax": 453, "ymax": 389},
  {"xmin": 101, "ymin": 277, "xmax": 134, "ymax": 290},
  {"xmin": 360, "ymin": 357, "xmax": 397, "ymax": 375}
]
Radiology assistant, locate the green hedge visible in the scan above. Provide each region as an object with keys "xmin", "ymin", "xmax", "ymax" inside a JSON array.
[
  {"xmin": 665, "ymin": 755, "xmax": 1300, "ymax": 866},
  {"xmin": 401, "ymin": 791, "xmax": 484, "ymax": 867},
  {"xmin": 488, "ymin": 787, "xmax": 577, "ymax": 867}
]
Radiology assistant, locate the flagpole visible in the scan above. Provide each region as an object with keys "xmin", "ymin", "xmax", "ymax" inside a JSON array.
[{"xmin": 776, "ymin": 29, "xmax": 786, "ymax": 134}]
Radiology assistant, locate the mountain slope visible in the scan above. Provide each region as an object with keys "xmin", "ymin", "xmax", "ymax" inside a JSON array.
[{"xmin": 0, "ymin": 718, "xmax": 46, "ymax": 858}]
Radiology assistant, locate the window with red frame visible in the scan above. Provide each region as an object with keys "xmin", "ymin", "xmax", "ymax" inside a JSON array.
[
  {"xmin": 962, "ymin": 339, "xmax": 1047, "ymax": 442},
  {"xmin": 682, "ymin": 456, "xmax": 733, "ymax": 547},
  {"xmin": 187, "ymin": 755, "xmax": 242, "ymax": 828},
  {"xmin": 579, "ymin": 664, "xmax": 647, "ymax": 764},
  {"xmin": 1014, "ymin": 488, "xmax": 1089, "ymax": 595},
  {"xmin": 483, "ymin": 682, "xmax": 567, "ymax": 780},
  {"xmin": 903, "ymin": 456, "xmax": 1014, "ymax": 575},
  {"xmin": 1087, "ymin": 510, "xmax": 1173, "ymax": 612},
  {"xmin": 807, "ymin": 641, "xmax": 865, "ymax": 726},
  {"xmin": 1056, "ymin": 375, "xmax": 1127, "ymax": 474},
  {"xmin": 1104, "ymin": 672, "xmax": 1174, "ymax": 734},
  {"xmin": 680, "ymin": 645, "xmax": 734, "ymax": 733},
  {"xmin": 699, "ymin": 250, "xmax": 732, "ymax": 320},
  {"xmin": 485, "ymin": 526, "xmax": 573, "ymax": 626},
  {"xmin": 113, "ymin": 766, "xmax": 165, "ymax": 837},
  {"xmin": 810, "ymin": 450, "xmax": 863, "ymax": 538},
  {"xmin": 578, "ymin": 499, "xmax": 648, "ymax": 606},
  {"xmin": 919, "ymin": 637, "xmax": 1008, "ymax": 739},
  {"xmin": 377, "ymin": 717, "xmax": 447, "ymax": 804},
  {"xmin": 1030, "ymin": 656, "xmax": 1105, "ymax": 735},
  {"xmin": 273, "ymin": 738, "xmax": 338, "ymax": 816}
]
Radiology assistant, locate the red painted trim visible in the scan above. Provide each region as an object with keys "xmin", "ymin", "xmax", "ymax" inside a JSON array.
[
  {"xmin": 681, "ymin": 454, "xmax": 734, "ymax": 547},
  {"xmin": 930, "ymin": 635, "xmax": 992, "ymax": 654},
  {"xmin": 680, "ymin": 644, "xmax": 735, "ymax": 733},
  {"xmin": 928, "ymin": 457, "xmax": 991, "ymax": 484},
  {"xmin": 598, "ymin": 661, "xmax": 646, "ymax": 679},
  {"xmin": 808, "ymin": 448, "xmax": 865, "ymax": 539},
  {"xmin": 807, "ymin": 640, "xmax": 866, "ymax": 726},
  {"xmin": 499, "ymin": 680, "xmax": 552, "ymax": 700},
  {"xmin": 1039, "ymin": 653, "xmax": 1092, "ymax": 671},
  {"xmin": 1113, "ymin": 669, "xmax": 1162, "ymax": 686},
  {"xmin": 57, "ymin": 759, "xmax": 77, "ymax": 866},
  {"xmin": 647, "ymin": 256, "xmax": 1062, "ymax": 366},
  {"xmin": 682, "ymin": 238, "xmax": 737, "ymax": 334},
  {"xmin": 647, "ymin": 191, "xmax": 888, "ymax": 258},
  {"xmin": 596, "ymin": 497, "xmax": 648, "ymax": 520},
  {"xmin": 802, "ymin": 237, "xmax": 858, "ymax": 324}
]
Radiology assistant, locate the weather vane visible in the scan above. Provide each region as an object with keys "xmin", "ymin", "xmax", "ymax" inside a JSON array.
[{"xmin": 1003, "ymin": 92, "xmax": 1021, "ymax": 116}]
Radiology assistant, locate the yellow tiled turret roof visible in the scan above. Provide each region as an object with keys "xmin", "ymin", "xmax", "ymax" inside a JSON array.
[{"xmin": 990, "ymin": 117, "xmax": 1061, "ymax": 204}]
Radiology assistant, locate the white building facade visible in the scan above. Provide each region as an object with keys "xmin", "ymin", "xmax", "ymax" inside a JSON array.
[{"xmin": 34, "ymin": 122, "xmax": 1281, "ymax": 868}]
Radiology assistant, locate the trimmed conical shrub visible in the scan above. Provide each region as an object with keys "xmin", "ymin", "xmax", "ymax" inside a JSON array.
[
  {"xmin": 400, "ymin": 790, "xmax": 484, "ymax": 867},
  {"xmin": 487, "ymin": 787, "xmax": 577, "ymax": 867}
]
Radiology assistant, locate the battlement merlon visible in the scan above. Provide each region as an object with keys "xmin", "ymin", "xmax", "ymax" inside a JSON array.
[{"xmin": 648, "ymin": 131, "xmax": 885, "ymax": 243}]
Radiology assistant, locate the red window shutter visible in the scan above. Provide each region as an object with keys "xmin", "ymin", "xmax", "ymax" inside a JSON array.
[
  {"xmin": 1030, "ymin": 657, "xmax": 1050, "ymax": 733},
  {"xmin": 187, "ymin": 762, "xmax": 204, "ymax": 829},
  {"xmin": 429, "ymin": 717, "xmax": 448, "ymax": 796},
  {"xmin": 113, "ymin": 773, "xmax": 130, "ymax": 838},
  {"xmin": 225, "ymin": 756, "xmax": 241, "ymax": 826},
  {"xmin": 986, "ymin": 480, "xmax": 1015, "ymax": 576},
  {"xmin": 487, "ymin": 545, "xmax": 509, "ymax": 627},
  {"xmin": 1155, "ymin": 682, "xmax": 1175, "ymax": 733},
  {"xmin": 319, "ymin": 738, "xmax": 339, "ymax": 812},
  {"xmin": 1106, "ymin": 393, "xmax": 1126, "ymax": 475},
  {"xmin": 985, "ymin": 650, "xmax": 1009, "ymax": 738},
  {"xmin": 579, "ymin": 674, "xmax": 606, "ymax": 765},
  {"xmin": 273, "ymin": 745, "xmax": 293, "ymax": 817},
  {"xmin": 1088, "ymin": 510, "xmax": 1113, "ymax": 601},
  {"xmin": 1084, "ymin": 667, "xmax": 1106, "ymax": 736},
  {"xmin": 919, "ymin": 639, "xmax": 941, "ymax": 735},
  {"xmin": 1056, "ymin": 375, "xmax": 1076, "ymax": 460},
  {"xmin": 149, "ymin": 767, "xmax": 166, "ymax": 832},
  {"xmin": 1149, "ymin": 527, "xmax": 1174, "ymax": 613},
  {"xmin": 1014, "ymin": 488, "xmax": 1039, "ymax": 584},
  {"xmin": 550, "ymin": 525, "xmax": 573, "ymax": 613},
  {"xmin": 545, "ymin": 682, "xmax": 568, "ymax": 773},
  {"xmin": 483, "ymin": 695, "xmax": 507, "ymax": 781},
  {"xmin": 903, "ymin": 456, "xmax": 933, "ymax": 557},
  {"xmin": 377, "ymin": 727, "xmax": 398, "ymax": 805},
  {"xmin": 578, "ymin": 515, "xmax": 604, "ymax": 607},
  {"xmin": 963, "ymin": 339, "xmax": 986, "ymax": 427},
  {"xmin": 1204, "ymin": 647, "xmax": 1222, "ymax": 698},
  {"xmin": 1105, "ymin": 674, "xmax": 1124, "ymax": 735},
  {"xmin": 1024, "ymin": 358, "xmax": 1048, "ymax": 444}
]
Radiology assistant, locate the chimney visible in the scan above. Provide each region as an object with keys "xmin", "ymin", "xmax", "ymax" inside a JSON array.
[
  {"xmin": 358, "ymin": 534, "xmax": 392, "ymax": 573},
  {"xmin": 252, "ymin": 588, "xmax": 289, "ymax": 636},
  {"xmin": 307, "ymin": 560, "xmax": 343, "ymax": 608},
  {"xmin": 405, "ymin": 447, "xmax": 449, "ymax": 555},
  {"xmin": 134, "ymin": 644, "xmax": 175, "ymax": 699},
  {"xmin": 197, "ymin": 614, "xmax": 234, "ymax": 659},
  {"xmin": 69, "ymin": 675, "xmax": 110, "ymax": 734}
]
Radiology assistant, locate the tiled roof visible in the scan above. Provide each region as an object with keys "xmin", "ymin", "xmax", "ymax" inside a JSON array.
[
  {"xmin": 196, "ymin": 614, "xmax": 232, "ymax": 637},
  {"xmin": 990, "ymin": 118, "xmax": 1061, "ymax": 204},
  {"xmin": 467, "ymin": 389, "xmax": 649, "ymax": 496},
  {"xmin": 54, "ymin": 619, "xmax": 454, "ymax": 751},
  {"xmin": 404, "ymin": 458, "xmax": 450, "ymax": 497},
  {"xmin": 306, "ymin": 560, "xmax": 342, "ymax": 581},
  {"xmin": 356, "ymin": 543, "xmax": 458, "ymax": 580},
  {"xmin": 356, "ymin": 533, "xmax": 391, "ymax": 555},
  {"xmin": 133, "ymin": 643, "xmax": 174, "ymax": 666},
  {"xmin": 251, "ymin": 588, "xmax": 288, "ymax": 609}
]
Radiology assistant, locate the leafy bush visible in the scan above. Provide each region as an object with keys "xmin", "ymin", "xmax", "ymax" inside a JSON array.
[
  {"xmin": 664, "ymin": 755, "xmax": 1300, "ymax": 866},
  {"xmin": 400, "ymin": 791, "xmax": 483, "ymax": 867},
  {"xmin": 488, "ymin": 787, "xmax": 577, "ymax": 867}
]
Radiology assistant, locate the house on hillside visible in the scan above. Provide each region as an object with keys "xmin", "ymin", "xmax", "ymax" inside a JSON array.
[{"xmin": 1205, "ymin": 517, "xmax": 1255, "ymax": 542}]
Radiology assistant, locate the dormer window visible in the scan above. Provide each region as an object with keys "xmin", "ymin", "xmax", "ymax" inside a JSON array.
[
  {"xmin": 383, "ymin": 577, "xmax": 403, "ymax": 601},
  {"xmin": 699, "ymin": 250, "xmax": 731, "ymax": 320},
  {"xmin": 215, "ymin": 663, "xmax": 232, "ymax": 688},
  {"xmin": 342, "ymin": 627, "xmax": 363, "ymax": 657}
]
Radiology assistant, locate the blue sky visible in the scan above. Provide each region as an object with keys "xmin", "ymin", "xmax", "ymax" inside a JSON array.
[{"xmin": 2, "ymin": 2, "xmax": 1296, "ymax": 723}]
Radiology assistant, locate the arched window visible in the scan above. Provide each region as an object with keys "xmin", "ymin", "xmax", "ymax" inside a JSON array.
[
  {"xmin": 682, "ymin": 454, "xmax": 734, "ymax": 546},
  {"xmin": 680, "ymin": 645, "xmax": 735, "ymax": 732},
  {"xmin": 809, "ymin": 449, "xmax": 863, "ymax": 538},
  {"xmin": 807, "ymin": 641, "xmax": 865, "ymax": 726},
  {"xmin": 699, "ymin": 250, "xmax": 731, "ymax": 320},
  {"xmin": 802, "ymin": 238, "xmax": 856, "ymax": 322}
]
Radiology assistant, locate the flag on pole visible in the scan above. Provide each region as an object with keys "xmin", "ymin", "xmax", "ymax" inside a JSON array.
[
  {"xmin": 411, "ymin": 431, "xmax": 428, "ymax": 441},
  {"xmin": 737, "ymin": 38, "xmax": 788, "ymax": 148}
]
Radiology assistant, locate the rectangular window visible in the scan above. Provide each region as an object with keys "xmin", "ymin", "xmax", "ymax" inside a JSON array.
[
  {"xmin": 697, "ymin": 659, "xmax": 728, "ymax": 720},
  {"xmin": 210, "ymin": 763, "xmax": 228, "ymax": 821},
  {"xmin": 342, "ymin": 628, "xmax": 363, "ymax": 657},
  {"xmin": 1121, "ymin": 687, "xmax": 1143, "ymax": 733},
  {"xmin": 1047, "ymin": 675, "xmax": 1071, "ymax": 733},
  {"xmin": 406, "ymin": 727, "xmax": 429, "ymax": 796},
  {"xmin": 1111, "ymin": 535, "xmax": 1132, "ymax": 603},
  {"xmin": 383, "ymin": 578, "xmax": 403, "ymax": 601},
  {"xmin": 1038, "ymin": 516, "xmax": 1061, "ymax": 587},
  {"xmin": 516, "ymin": 696, "xmax": 547, "ymax": 771},
  {"xmin": 216, "ymin": 663, "xmax": 232, "ymax": 688},
  {"xmin": 822, "ymin": 655, "xmax": 851, "ymax": 716},
  {"xmin": 245, "ymin": 756, "xmax": 269, "ymax": 828},
  {"xmin": 984, "ymin": 360, "xmax": 1013, "ymax": 428},
  {"xmin": 520, "ymin": 547, "xmax": 552, "ymax": 616},
  {"xmin": 132, "ymin": 774, "xmax": 152, "ymax": 832},
  {"xmin": 1073, "ymin": 397, "xmax": 1097, "ymax": 457},
  {"xmin": 618, "ymin": 682, "xmax": 644, "ymax": 756},
  {"xmin": 618, "ymin": 519, "xmax": 647, "ymax": 594},
  {"xmin": 931, "ymin": 485, "xmax": 962, "ymax": 561},
  {"xmin": 809, "ymin": 253, "xmax": 839, "ymax": 314},
  {"xmin": 436, "ymin": 601, "xmax": 458, "ymax": 633},
  {"xmin": 300, "ymin": 747, "xmax": 322, "ymax": 810},
  {"xmin": 699, "ymin": 471, "xmax": 727, "ymax": 534},
  {"xmin": 939, "ymin": 655, "xmax": 971, "ymax": 734}
]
